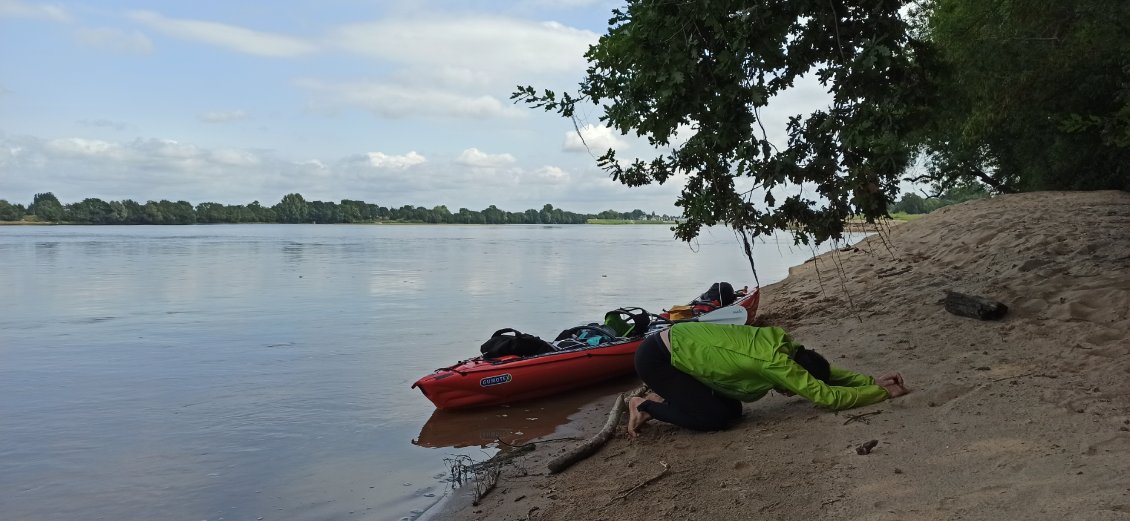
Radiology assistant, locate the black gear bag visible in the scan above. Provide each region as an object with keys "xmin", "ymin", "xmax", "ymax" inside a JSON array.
[{"xmin": 480, "ymin": 328, "xmax": 556, "ymax": 359}]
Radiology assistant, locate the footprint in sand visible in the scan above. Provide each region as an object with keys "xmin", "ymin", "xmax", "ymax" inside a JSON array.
[
  {"xmin": 1056, "ymin": 287, "xmax": 1130, "ymax": 324},
  {"xmin": 1084, "ymin": 327, "xmax": 1126, "ymax": 347},
  {"xmin": 893, "ymin": 383, "xmax": 977, "ymax": 409},
  {"xmin": 938, "ymin": 483, "xmax": 1013, "ymax": 511},
  {"xmin": 1082, "ymin": 433, "xmax": 1130, "ymax": 456}
]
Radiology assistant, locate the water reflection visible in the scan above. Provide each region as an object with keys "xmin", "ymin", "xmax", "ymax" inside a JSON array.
[{"xmin": 412, "ymin": 375, "xmax": 638, "ymax": 449}]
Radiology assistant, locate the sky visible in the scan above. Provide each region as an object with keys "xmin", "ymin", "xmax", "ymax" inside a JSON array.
[{"xmin": 0, "ymin": 0, "xmax": 835, "ymax": 215}]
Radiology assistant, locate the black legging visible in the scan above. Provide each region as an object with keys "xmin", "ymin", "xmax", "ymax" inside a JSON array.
[{"xmin": 634, "ymin": 333, "xmax": 743, "ymax": 431}]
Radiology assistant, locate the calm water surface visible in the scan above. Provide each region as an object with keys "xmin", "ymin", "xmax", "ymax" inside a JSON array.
[{"xmin": 0, "ymin": 224, "xmax": 851, "ymax": 521}]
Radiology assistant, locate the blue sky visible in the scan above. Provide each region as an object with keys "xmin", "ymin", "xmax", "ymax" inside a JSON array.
[{"xmin": 0, "ymin": 0, "xmax": 835, "ymax": 214}]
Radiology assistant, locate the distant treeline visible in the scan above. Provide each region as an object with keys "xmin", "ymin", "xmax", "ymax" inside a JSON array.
[
  {"xmin": 0, "ymin": 192, "xmax": 676, "ymax": 225},
  {"xmin": 888, "ymin": 183, "xmax": 989, "ymax": 215}
]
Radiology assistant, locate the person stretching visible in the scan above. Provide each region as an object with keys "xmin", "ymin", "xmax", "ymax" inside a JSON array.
[{"xmin": 627, "ymin": 322, "xmax": 909, "ymax": 438}]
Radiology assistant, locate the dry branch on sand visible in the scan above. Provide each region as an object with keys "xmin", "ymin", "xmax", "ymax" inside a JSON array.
[
  {"xmin": 547, "ymin": 386, "xmax": 648, "ymax": 474},
  {"xmin": 612, "ymin": 461, "xmax": 670, "ymax": 501}
]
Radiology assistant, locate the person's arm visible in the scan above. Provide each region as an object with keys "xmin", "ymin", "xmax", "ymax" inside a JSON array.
[
  {"xmin": 761, "ymin": 356, "xmax": 889, "ymax": 410},
  {"xmin": 827, "ymin": 366, "xmax": 876, "ymax": 387},
  {"xmin": 830, "ymin": 367, "xmax": 911, "ymax": 397}
]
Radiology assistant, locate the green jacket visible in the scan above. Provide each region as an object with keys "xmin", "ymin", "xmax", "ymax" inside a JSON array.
[{"xmin": 668, "ymin": 323, "xmax": 889, "ymax": 410}]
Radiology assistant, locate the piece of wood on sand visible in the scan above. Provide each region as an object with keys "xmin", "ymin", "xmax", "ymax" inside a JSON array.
[
  {"xmin": 944, "ymin": 290, "xmax": 1008, "ymax": 320},
  {"xmin": 547, "ymin": 386, "xmax": 646, "ymax": 474},
  {"xmin": 547, "ymin": 393, "xmax": 626, "ymax": 474}
]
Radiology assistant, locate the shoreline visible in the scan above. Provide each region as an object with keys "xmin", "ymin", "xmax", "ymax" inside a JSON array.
[
  {"xmin": 443, "ymin": 190, "xmax": 1130, "ymax": 521},
  {"xmin": 0, "ymin": 218, "xmax": 908, "ymax": 228}
]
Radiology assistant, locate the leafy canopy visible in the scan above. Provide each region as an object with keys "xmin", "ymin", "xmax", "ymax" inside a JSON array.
[
  {"xmin": 916, "ymin": 0, "xmax": 1130, "ymax": 192},
  {"xmin": 514, "ymin": 0, "xmax": 935, "ymax": 245}
]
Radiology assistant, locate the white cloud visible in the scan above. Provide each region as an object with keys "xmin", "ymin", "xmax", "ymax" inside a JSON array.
[
  {"xmin": 0, "ymin": 0, "xmax": 70, "ymax": 22},
  {"xmin": 75, "ymin": 27, "xmax": 154, "ymax": 54},
  {"xmin": 145, "ymin": 139, "xmax": 200, "ymax": 160},
  {"xmin": 531, "ymin": 165, "xmax": 570, "ymax": 184},
  {"xmin": 210, "ymin": 148, "xmax": 260, "ymax": 167},
  {"xmin": 295, "ymin": 78, "xmax": 524, "ymax": 119},
  {"xmin": 78, "ymin": 119, "xmax": 129, "ymax": 131},
  {"xmin": 413, "ymin": 66, "xmax": 494, "ymax": 90},
  {"xmin": 292, "ymin": 16, "xmax": 597, "ymax": 122},
  {"xmin": 299, "ymin": 159, "xmax": 327, "ymax": 170},
  {"xmin": 366, "ymin": 151, "xmax": 426, "ymax": 169},
  {"xmin": 128, "ymin": 10, "xmax": 316, "ymax": 57},
  {"xmin": 329, "ymin": 16, "xmax": 596, "ymax": 77},
  {"xmin": 46, "ymin": 137, "xmax": 128, "ymax": 159},
  {"xmin": 200, "ymin": 110, "xmax": 248, "ymax": 123},
  {"xmin": 563, "ymin": 124, "xmax": 629, "ymax": 153},
  {"xmin": 456, "ymin": 148, "xmax": 516, "ymax": 168}
]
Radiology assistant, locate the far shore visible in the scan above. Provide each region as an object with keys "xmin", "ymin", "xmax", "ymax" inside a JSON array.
[{"xmin": 0, "ymin": 216, "xmax": 919, "ymax": 227}]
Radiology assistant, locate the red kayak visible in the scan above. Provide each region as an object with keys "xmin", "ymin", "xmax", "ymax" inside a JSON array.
[{"xmin": 412, "ymin": 287, "xmax": 760, "ymax": 410}]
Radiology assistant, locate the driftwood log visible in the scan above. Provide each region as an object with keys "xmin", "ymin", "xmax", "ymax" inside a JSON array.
[
  {"xmin": 944, "ymin": 290, "xmax": 1008, "ymax": 320},
  {"xmin": 547, "ymin": 393, "xmax": 627, "ymax": 474}
]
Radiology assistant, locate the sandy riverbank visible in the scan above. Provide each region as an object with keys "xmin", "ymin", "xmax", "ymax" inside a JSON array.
[{"xmin": 443, "ymin": 190, "xmax": 1130, "ymax": 521}]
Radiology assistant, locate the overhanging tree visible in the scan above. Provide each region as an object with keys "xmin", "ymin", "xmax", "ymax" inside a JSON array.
[{"xmin": 515, "ymin": 0, "xmax": 936, "ymax": 245}]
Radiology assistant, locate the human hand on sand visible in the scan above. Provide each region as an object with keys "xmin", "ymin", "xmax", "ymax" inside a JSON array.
[
  {"xmin": 876, "ymin": 372, "xmax": 909, "ymax": 397},
  {"xmin": 876, "ymin": 372, "xmax": 905, "ymax": 387},
  {"xmin": 881, "ymin": 381, "xmax": 910, "ymax": 397}
]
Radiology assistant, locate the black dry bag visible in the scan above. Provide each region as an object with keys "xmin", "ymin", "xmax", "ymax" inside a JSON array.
[
  {"xmin": 696, "ymin": 282, "xmax": 736, "ymax": 307},
  {"xmin": 480, "ymin": 328, "xmax": 555, "ymax": 359}
]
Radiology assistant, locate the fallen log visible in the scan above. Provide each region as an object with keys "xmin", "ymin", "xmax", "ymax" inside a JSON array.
[
  {"xmin": 547, "ymin": 393, "xmax": 627, "ymax": 474},
  {"xmin": 944, "ymin": 290, "xmax": 1008, "ymax": 320}
]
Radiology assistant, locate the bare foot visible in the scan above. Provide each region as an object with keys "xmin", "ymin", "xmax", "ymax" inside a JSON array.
[
  {"xmin": 627, "ymin": 396, "xmax": 653, "ymax": 438},
  {"xmin": 644, "ymin": 391, "xmax": 664, "ymax": 402}
]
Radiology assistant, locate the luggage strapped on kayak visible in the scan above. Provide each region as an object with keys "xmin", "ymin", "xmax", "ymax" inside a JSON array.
[
  {"xmin": 553, "ymin": 324, "xmax": 621, "ymax": 350},
  {"xmin": 602, "ymin": 306, "xmax": 651, "ymax": 337},
  {"xmin": 480, "ymin": 328, "xmax": 556, "ymax": 359}
]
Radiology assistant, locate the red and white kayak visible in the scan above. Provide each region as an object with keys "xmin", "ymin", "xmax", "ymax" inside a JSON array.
[{"xmin": 412, "ymin": 288, "xmax": 760, "ymax": 410}]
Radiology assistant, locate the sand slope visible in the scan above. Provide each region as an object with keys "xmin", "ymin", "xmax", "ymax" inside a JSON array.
[{"xmin": 447, "ymin": 191, "xmax": 1130, "ymax": 521}]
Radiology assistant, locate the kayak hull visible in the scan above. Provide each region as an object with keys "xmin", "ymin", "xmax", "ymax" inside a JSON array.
[
  {"xmin": 412, "ymin": 288, "xmax": 760, "ymax": 410},
  {"xmin": 412, "ymin": 338, "xmax": 641, "ymax": 410}
]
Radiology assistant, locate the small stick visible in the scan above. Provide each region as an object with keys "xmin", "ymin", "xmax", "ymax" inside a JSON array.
[
  {"xmin": 842, "ymin": 410, "xmax": 882, "ymax": 425},
  {"xmin": 991, "ymin": 372, "xmax": 1057, "ymax": 382},
  {"xmin": 992, "ymin": 371, "xmax": 1034, "ymax": 382},
  {"xmin": 613, "ymin": 461, "xmax": 670, "ymax": 500}
]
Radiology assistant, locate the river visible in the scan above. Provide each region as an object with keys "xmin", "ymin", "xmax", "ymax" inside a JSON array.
[{"xmin": 0, "ymin": 223, "xmax": 852, "ymax": 521}]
